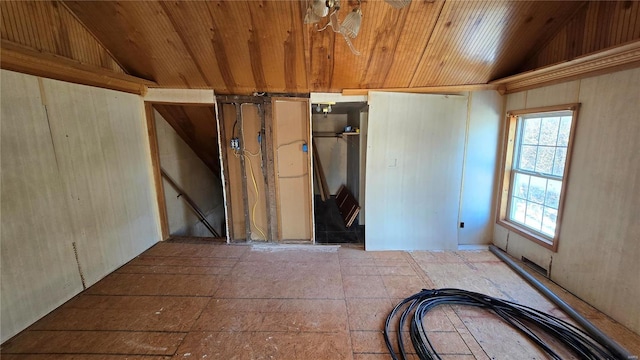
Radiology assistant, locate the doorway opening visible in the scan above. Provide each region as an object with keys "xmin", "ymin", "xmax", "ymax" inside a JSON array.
[
  {"xmin": 148, "ymin": 104, "xmax": 226, "ymax": 240},
  {"xmin": 311, "ymin": 102, "xmax": 368, "ymax": 244}
]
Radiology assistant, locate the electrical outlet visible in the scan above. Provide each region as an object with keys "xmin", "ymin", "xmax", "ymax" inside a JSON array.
[{"xmin": 230, "ymin": 137, "xmax": 240, "ymax": 150}]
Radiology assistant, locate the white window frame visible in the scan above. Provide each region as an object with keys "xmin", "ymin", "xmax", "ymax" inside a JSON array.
[{"xmin": 497, "ymin": 104, "xmax": 580, "ymax": 251}]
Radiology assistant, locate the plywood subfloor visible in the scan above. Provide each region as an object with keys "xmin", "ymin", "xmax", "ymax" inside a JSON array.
[{"xmin": 2, "ymin": 240, "xmax": 639, "ymax": 359}]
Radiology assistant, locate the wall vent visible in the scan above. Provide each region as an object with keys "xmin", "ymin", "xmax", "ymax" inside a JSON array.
[{"xmin": 522, "ymin": 256, "xmax": 548, "ymax": 277}]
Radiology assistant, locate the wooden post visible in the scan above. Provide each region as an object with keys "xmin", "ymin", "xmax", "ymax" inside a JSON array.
[
  {"xmin": 263, "ymin": 99, "xmax": 279, "ymax": 241},
  {"xmin": 216, "ymin": 104, "xmax": 235, "ymax": 242},
  {"xmin": 236, "ymin": 103, "xmax": 252, "ymax": 242},
  {"xmin": 144, "ymin": 103, "xmax": 170, "ymax": 240}
]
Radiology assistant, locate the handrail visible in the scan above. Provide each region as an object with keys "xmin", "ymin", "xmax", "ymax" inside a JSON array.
[{"xmin": 161, "ymin": 168, "xmax": 220, "ymax": 238}]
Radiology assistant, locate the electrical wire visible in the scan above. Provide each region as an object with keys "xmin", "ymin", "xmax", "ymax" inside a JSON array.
[
  {"xmin": 276, "ymin": 139, "xmax": 307, "ymax": 150},
  {"xmin": 244, "ymin": 154, "xmax": 267, "ymax": 240},
  {"xmin": 238, "ymin": 105, "xmax": 267, "ymax": 240},
  {"xmin": 385, "ymin": 288, "xmax": 623, "ymax": 360}
]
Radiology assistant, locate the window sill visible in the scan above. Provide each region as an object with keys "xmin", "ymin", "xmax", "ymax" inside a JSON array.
[{"xmin": 496, "ymin": 219, "xmax": 558, "ymax": 252}]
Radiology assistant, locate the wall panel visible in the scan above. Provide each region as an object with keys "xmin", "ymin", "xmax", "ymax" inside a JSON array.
[
  {"xmin": 495, "ymin": 67, "xmax": 640, "ymax": 334},
  {"xmin": 272, "ymin": 99, "xmax": 312, "ymax": 241},
  {"xmin": 365, "ymin": 92, "xmax": 468, "ymax": 251},
  {"xmin": 1, "ymin": 70, "xmax": 83, "ymax": 343},
  {"xmin": 40, "ymin": 77, "xmax": 159, "ymax": 287},
  {"xmin": 1, "ymin": 70, "xmax": 160, "ymax": 342},
  {"xmin": 458, "ymin": 90, "xmax": 503, "ymax": 245}
]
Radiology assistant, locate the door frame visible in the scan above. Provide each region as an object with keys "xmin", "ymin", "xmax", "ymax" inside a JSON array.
[{"xmin": 142, "ymin": 89, "xmax": 220, "ymax": 241}]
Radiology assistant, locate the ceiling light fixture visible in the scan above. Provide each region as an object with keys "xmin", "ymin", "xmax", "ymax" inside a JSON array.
[{"xmin": 305, "ymin": 0, "xmax": 410, "ymax": 56}]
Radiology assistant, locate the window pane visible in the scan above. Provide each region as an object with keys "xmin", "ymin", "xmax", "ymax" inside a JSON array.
[
  {"xmin": 507, "ymin": 111, "xmax": 574, "ymax": 242},
  {"xmin": 557, "ymin": 116, "xmax": 572, "ymax": 146},
  {"xmin": 522, "ymin": 118, "xmax": 541, "ymax": 145},
  {"xmin": 510, "ymin": 197, "xmax": 526, "ymax": 223},
  {"xmin": 519, "ymin": 145, "xmax": 537, "ymax": 171},
  {"xmin": 552, "ymin": 148, "xmax": 567, "ymax": 176},
  {"xmin": 539, "ymin": 117, "xmax": 560, "ymax": 146},
  {"xmin": 535, "ymin": 147, "xmax": 555, "ymax": 174},
  {"xmin": 513, "ymin": 173, "xmax": 530, "ymax": 199},
  {"xmin": 525, "ymin": 202, "xmax": 543, "ymax": 230},
  {"xmin": 528, "ymin": 176, "xmax": 547, "ymax": 204},
  {"xmin": 545, "ymin": 179, "xmax": 562, "ymax": 209},
  {"xmin": 541, "ymin": 207, "xmax": 558, "ymax": 237}
]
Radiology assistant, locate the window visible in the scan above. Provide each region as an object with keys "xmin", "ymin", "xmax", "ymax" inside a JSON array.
[{"xmin": 497, "ymin": 104, "xmax": 579, "ymax": 251}]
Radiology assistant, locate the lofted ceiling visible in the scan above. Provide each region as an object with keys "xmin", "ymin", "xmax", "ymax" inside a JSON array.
[
  {"xmin": 61, "ymin": 0, "xmax": 589, "ymax": 94},
  {"xmin": 3, "ymin": 1, "xmax": 640, "ymax": 94}
]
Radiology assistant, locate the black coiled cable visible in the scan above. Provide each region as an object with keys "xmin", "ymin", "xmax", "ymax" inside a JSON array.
[{"xmin": 384, "ymin": 288, "xmax": 623, "ymax": 360}]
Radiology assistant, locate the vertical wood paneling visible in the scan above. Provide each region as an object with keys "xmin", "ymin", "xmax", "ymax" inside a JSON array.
[
  {"xmin": 365, "ymin": 92, "xmax": 468, "ymax": 251},
  {"xmin": 458, "ymin": 90, "xmax": 503, "ymax": 246},
  {"xmin": 498, "ymin": 67, "xmax": 640, "ymax": 335},
  {"xmin": 1, "ymin": 70, "xmax": 160, "ymax": 342},
  {"xmin": 0, "ymin": 1, "xmax": 124, "ymax": 74},
  {"xmin": 1, "ymin": 70, "xmax": 83, "ymax": 344},
  {"xmin": 523, "ymin": 1, "xmax": 640, "ymax": 71},
  {"xmin": 40, "ymin": 77, "xmax": 159, "ymax": 287}
]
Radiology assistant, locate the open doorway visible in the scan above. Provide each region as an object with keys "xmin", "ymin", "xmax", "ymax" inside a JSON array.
[
  {"xmin": 312, "ymin": 102, "xmax": 368, "ymax": 244},
  {"xmin": 149, "ymin": 104, "xmax": 225, "ymax": 240}
]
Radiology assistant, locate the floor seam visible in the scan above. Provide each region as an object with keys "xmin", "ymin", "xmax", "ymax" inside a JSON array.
[{"xmin": 168, "ymin": 252, "xmax": 244, "ymax": 357}]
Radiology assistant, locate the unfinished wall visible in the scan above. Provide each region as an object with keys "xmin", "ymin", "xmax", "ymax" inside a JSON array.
[
  {"xmin": 218, "ymin": 102, "xmax": 268, "ymax": 241},
  {"xmin": 155, "ymin": 109, "xmax": 224, "ymax": 237},
  {"xmin": 494, "ymin": 67, "xmax": 640, "ymax": 334},
  {"xmin": 0, "ymin": 70, "xmax": 159, "ymax": 342},
  {"xmin": 240, "ymin": 104, "xmax": 268, "ymax": 241}
]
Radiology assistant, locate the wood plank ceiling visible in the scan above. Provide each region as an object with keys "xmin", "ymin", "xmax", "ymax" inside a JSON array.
[
  {"xmin": 61, "ymin": 0, "xmax": 590, "ymax": 94},
  {"xmin": 5, "ymin": 1, "xmax": 639, "ymax": 94},
  {"xmin": 0, "ymin": 1, "xmax": 125, "ymax": 74}
]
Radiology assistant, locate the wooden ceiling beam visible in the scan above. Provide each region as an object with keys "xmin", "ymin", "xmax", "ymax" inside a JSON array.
[
  {"xmin": 1, "ymin": 40, "xmax": 155, "ymax": 95},
  {"xmin": 490, "ymin": 40, "xmax": 640, "ymax": 94},
  {"xmin": 342, "ymin": 84, "xmax": 500, "ymax": 96},
  {"xmin": 145, "ymin": 88, "xmax": 216, "ymax": 105}
]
